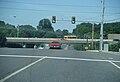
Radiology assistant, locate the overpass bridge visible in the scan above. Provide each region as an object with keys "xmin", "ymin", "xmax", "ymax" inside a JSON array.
[{"xmin": 6, "ymin": 37, "xmax": 113, "ymax": 44}]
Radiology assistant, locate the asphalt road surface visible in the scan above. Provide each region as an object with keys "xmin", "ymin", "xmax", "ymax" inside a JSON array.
[{"xmin": 0, "ymin": 48, "xmax": 120, "ymax": 82}]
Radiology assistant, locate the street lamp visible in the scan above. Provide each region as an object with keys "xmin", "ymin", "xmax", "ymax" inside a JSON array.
[{"xmin": 13, "ymin": 16, "xmax": 19, "ymax": 37}]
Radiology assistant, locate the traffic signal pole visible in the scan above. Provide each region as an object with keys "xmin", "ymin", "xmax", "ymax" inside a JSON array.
[{"xmin": 100, "ymin": 0, "xmax": 105, "ymax": 51}]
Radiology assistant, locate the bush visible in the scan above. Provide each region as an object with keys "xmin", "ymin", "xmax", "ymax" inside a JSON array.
[
  {"xmin": 0, "ymin": 37, "xmax": 6, "ymax": 47},
  {"xmin": 6, "ymin": 43, "xmax": 23, "ymax": 48},
  {"xmin": 109, "ymin": 42, "xmax": 120, "ymax": 52},
  {"xmin": 74, "ymin": 44, "xmax": 86, "ymax": 51}
]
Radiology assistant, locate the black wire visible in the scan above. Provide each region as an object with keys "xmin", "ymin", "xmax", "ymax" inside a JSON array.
[
  {"xmin": 0, "ymin": 0, "xmax": 100, "ymax": 8},
  {"xmin": 105, "ymin": 18, "xmax": 120, "ymax": 22},
  {"xmin": 0, "ymin": 6, "xmax": 120, "ymax": 15},
  {"xmin": 1, "ymin": 0, "xmax": 120, "ymax": 8},
  {"xmin": 0, "ymin": 7, "xmax": 101, "ymax": 14}
]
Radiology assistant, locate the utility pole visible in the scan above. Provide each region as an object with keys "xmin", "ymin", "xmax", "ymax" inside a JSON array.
[
  {"xmin": 92, "ymin": 22, "xmax": 94, "ymax": 49},
  {"xmin": 100, "ymin": 0, "xmax": 105, "ymax": 51},
  {"xmin": 17, "ymin": 25, "xmax": 19, "ymax": 37}
]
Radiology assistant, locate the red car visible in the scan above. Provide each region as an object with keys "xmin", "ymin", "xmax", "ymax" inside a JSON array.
[{"xmin": 49, "ymin": 41, "xmax": 61, "ymax": 49}]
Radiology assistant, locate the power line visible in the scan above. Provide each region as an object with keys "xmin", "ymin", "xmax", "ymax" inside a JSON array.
[
  {"xmin": 1, "ymin": 0, "xmax": 120, "ymax": 9},
  {"xmin": 0, "ymin": 6, "xmax": 101, "ymax": 14},
  {"xmin": 0, "ymin": 6, "xmax": 120, "ymax": 15},
  {"xmin": 105, "ymin": 18, "xmax": 120, "ymax": 22},
  {"xmin": 0, "ymin": 0, "xmax": 100, "ymax": 8}
]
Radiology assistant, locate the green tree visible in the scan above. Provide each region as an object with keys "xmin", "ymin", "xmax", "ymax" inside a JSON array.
[
  {"xmin": 73, "ymin": 23, "xmax": 92, "ymax": 38},
  {"xmin": 0, "ymin": 30, "xmax": 6, "ymax": 47},
  {"xmin": 0, "ymin": 21, "xmax": 5, "ymax": 26},
  {"xmin": 19, "ymin": 25, "xmax": 36, "ymax": 37},
  {"xmin": 5, "ymin": 24, "xmax": 16, "ymax": 37},
  {"xmin": 104, "ymin": 22, "xmax": 120, "ymax": 34},
  {"xmin": 73, "ymin": 22, "xmax": 120, "ymax": 39},
  {"xmin": 35, "ymin": 30, "xmax": 46, "ymax": 38},
  {"xmin": 62, "ymin": 29, "xmax": 69, "ymax": 36},
  {"xmin": 56, "ymin": 29, "xmax": 63, "ymax": 38},
  {"xmin": 109, "ymin": 42, "xmax": 120, "ymax": 52},
  {"xmin": 0, "ymin": 21, "xmax": 16, "ymax": 37},
  {"xmin": 44, "ymin": 32, "xmax": 57, "ymax": 38},
  {"xmin": 0, "ymin": 21, "xmax": 16, "ymax": 47},
  {"xmin": 37, "ymin": 19, "xmax": 54, "ymax": 32},
  {"xmin": 74, "ymin": 44, "xmax": 86, "ymax": 51}
]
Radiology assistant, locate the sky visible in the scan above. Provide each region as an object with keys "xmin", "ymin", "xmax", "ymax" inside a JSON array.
[{"xmin": 0, "ymin": 0, "xmax": 120, "ymax": 32}]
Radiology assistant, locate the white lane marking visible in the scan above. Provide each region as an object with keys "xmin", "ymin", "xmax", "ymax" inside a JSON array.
[
  {"xmin": 0, "ymin": 55, "xmax": 120, "ymax": 63},
  {"xmin": 108, "ymin": 61, "xmax": 120, "ymax": 70},
  {"xmin": 47, "ymin": 56, "xmax": 109, "ymax": 62},
  {"xmin": 0, "ymin": 55, "xmax": 44, "ymax": 58},
  {"xmin": 47, "ymin": 56, "xmax": 120, "ymax": 63},
  {"xmin": 0, "ymin": 56, "xmax": 47, "ymax": 82}
]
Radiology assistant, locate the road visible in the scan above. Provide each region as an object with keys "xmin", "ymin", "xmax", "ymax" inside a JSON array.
[{"xmin": 0, "ymin": 48, "xmax": 120, "ymax": 82}]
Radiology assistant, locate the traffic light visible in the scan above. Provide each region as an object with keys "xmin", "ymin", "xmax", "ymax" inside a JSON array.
[
  {"xmin": 71, "ymin": 16, "xmax": 75, "ymax": 24},
  {"xmin": 52, "ymin": 16, "xmax": 56, "ymax": 23}
]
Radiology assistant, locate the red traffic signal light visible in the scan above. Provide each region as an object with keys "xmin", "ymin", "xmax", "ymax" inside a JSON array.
[
  {"xmin": 52, "ymin": 16, "xmax": 56, "ymax": 23},
  {"xmin": 71, "ymin": 16, "xmax": 75, "ymax": 24}
]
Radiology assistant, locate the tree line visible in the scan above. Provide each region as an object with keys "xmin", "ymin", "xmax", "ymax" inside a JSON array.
[
  {"xmin": 73, "ymin": 22, "xmax": 120, "ymax": 39},
  {"xmin": 73, "ymin": 22, "xmax": 120, "ymax": 51},
  {"xmin": 0, "ymin": 19, "xmax": 70, "ymax": 38},
  {"xmin": 0, "ymin": 19, "xmax": 120, "ymax": 51},
  {"xmin": 1, "ymin": 19, "xmax": 119, "ymax": 39},
  {"xmin": 0, "ymin": 19, "xmax": 70, "ymax": 47}
]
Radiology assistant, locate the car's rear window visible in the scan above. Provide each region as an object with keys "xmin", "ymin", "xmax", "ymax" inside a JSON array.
[{"xmin": 51, "ymin": 42, "xmax": 59, "ymax": 43}]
